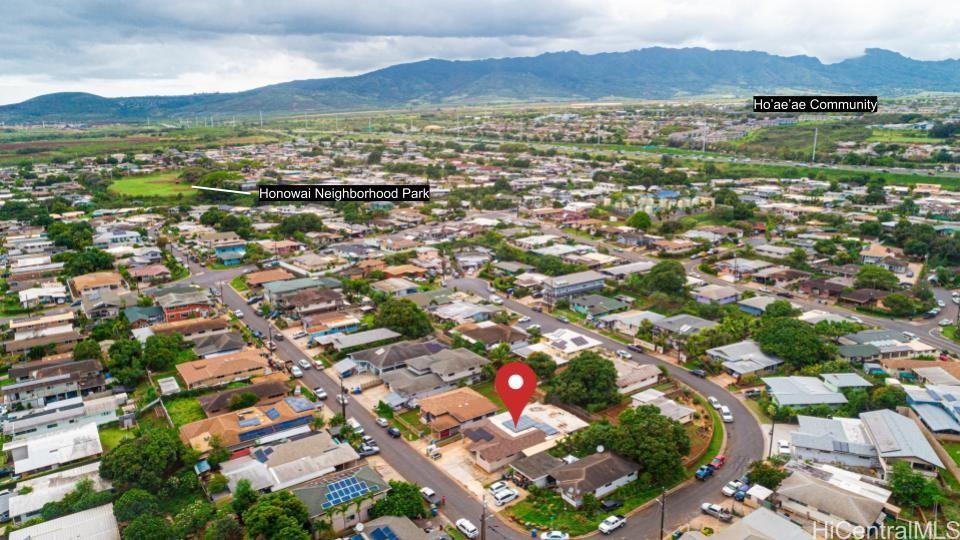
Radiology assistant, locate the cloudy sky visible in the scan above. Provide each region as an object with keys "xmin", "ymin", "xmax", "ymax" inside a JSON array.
[{"xmin": 2, "ymin": 0, "xmax": 959, "ymax": 105}]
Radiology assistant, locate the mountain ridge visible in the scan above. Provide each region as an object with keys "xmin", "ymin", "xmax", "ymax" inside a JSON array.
[{"xmin": 3, "ymin": 47, "xmax": 960, "ymax": 122}]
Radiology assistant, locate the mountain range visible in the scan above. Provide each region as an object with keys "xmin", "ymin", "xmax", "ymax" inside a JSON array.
[{"xmin": 3, "ymin": 47, "xmax": 960, "ymax": 122}]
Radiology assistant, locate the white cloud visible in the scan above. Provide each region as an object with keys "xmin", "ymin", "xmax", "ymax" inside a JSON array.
[{"xmin": 1, "ymin": 0, "xmax": 959, "ymax": 104}]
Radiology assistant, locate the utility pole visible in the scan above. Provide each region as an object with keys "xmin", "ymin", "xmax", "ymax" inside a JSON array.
[
  {"xmin": 480, "ymin": 494, "xmax": 487, "ymax": 540},
  {"xmin": 338, "ymin": 374, "xmax": 347, "ymax": 419},
  {"xmin": 811, "ymin": 127, "xmax": 818, "ymax": 162},
  {"xmin": 768, "ymin": 415, "xmax": 777, "ymax": 457},
  {"xmin": 658, "ymin": 487, "xmax": 666, "ymax": 540}
]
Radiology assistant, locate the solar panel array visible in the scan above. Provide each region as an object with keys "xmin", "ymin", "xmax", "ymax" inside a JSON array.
[
  {"xmin": 369, "ymin": 526, "xmax": 399, "ymax": 540},
  {"xmin": 321, "ymin": 476, "xmax": 380, "ymax": 509},
  {"xmin": 265, "ymin": 408, "xmax": 281, "ymax": 420}
]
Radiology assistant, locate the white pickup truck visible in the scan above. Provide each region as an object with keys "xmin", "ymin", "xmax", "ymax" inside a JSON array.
[{"xmin": 598, "ymin": 515, "xmax": 626, "ymax": 535}]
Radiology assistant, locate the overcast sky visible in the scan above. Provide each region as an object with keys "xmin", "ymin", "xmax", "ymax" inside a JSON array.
[{"xmin": 2, "ymin": 0, "xmax": 959, "ymax": 105}]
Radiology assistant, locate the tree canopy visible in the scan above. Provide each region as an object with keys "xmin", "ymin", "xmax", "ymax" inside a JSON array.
[
  {"xmin": 368, "ymin": 481, "xmax": 428, "ymax": 519},
  {"xmin": 242, "ymin": 491, "xmax": 310, "ymax": 540},
  {"xmin": 375, "ymin": 298, "xmax": 433, "ymax": 339},
  {"xmin": 551, "ymin": 351, "xmax": 620, "ymax": 411},
  {"xmin": 100, "ymin": 429, "xmax": 191, "ymax": 492},
  {"xmin": 755, "ymin": 317, "xmax": 836, "ymax": 367}
]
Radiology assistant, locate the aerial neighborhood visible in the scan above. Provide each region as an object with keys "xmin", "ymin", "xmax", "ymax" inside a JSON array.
[{"xmin": 2, "ymin": 100, "xmax": 960, "ymax": 540}]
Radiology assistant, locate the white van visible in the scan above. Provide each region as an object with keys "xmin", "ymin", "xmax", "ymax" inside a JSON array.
[
  {"xmin": 493, "ymin": 488, "xmax": 519, "ymax": 506},
  {"xmin": 347, "ymin": 417, "xmax": 365, "ymax": 436}
]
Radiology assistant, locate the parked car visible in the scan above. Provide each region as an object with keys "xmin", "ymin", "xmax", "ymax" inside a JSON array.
[
  {"xmin": 518, "ymin": 316, "xmax": 531, "ymax": 324},
  {"xmin": 234, "ymin": 309, "xmax": 244, "ymax": 318},
  {"xmin": 266, "ymin": 341, "xmax": 277, "ymax": 351},
  {"xmin": 616, "ymin": 350, "xmax": 631, "ymax": 359},
  {"xmin": 700, "ymin": 503, "xmax": 733, "ymax": 522},
  {"xmin": 313, "ymin": 359, "xmax": 325, "ymax": 369},
  {"xmin": 527, "ymin": 324, "xmax": 541, "ymax": 332},
  {"xmin": 691, "ymin": 369, "xmax": 707, "ymax": 378},
  {"xmin": 778, "ymin": 440, "xmax": 791, "ymax": 455},
  {"xmin": 274, "ymin": 333, "xmax": 285, "ymax": 341},
  {"xmin": 720, "ymin": 405, "xmax": 734, "ymax": 423},
  {"xmin": 493, "ymin": 488, "xmax": 519, "ymax": 506},
  {"xmin": 710, "ymin": 455, "xmax": 726, "ymax": 469},
  {"xmin": 557, "ymin": 316, "xmax": 569, "ymax": 324},
  {"xmin": 421, "ymin": 487, "xmax": 441, "ymax": 505},
  {"xmin": 487, "ymin": 481, "xmax": 510, "ymax": 495},
  {"xmin": 290, "ymin": 366, "xmax": 303, "ymax": 378},
  {"xmin": 695, "ymin": 465, "xmax": 714, "ymax": 480},
  {"xmin": 246, "ymin": 295, "xmax": 263, "ymax": 305},
  {"xmin": 456, "ymin": 519, "xmax": 480, "ymax": 539},
  {"xmin": 707, "ymin": 396, "xmax": 721, "ymax": 409},
  {"xmin": 376, "ymin": 417, "xmax": 389, "ymax": 428},
  {"xmin": 942, "ymin": 318, "xmax": 954, "ymax": 327},
  {"xmin": 743, "ymin": 388, "xmax": 762, "ymax": 399},
  {"xmin": 314, "ymin": 387, "xmax": 327, "ymax": 400},
  {"xmin": 387, "ymin": 427, "xmax": 402, "ymax": 438},
  {"xmin": 292, "ymin": 331, "xmax": 307, "ymax": 340},
  {"xmin": 336, "ymin": 393, "xmax": 349, "ymax": 405},
  {"xmin": 598, "ymin": 515, "xmax": 626, "ymax": 535},
  {"xmin": 357, "ymin": 444, "xmax": 379, "ymax": 457},
  {"xmin": 721, "ymin": 480, "xmax": 743, "ymax": 497},
  {"xmin": 541, "ymin": 531, "xmax": 570, "ymax": 540},
  {"xmin": 297, "ymin": 359, "xmax": 311, "ymax": 370},
  {"xmin": 600, "ymin": 499, "xmax": 623, "ymax": 511}
]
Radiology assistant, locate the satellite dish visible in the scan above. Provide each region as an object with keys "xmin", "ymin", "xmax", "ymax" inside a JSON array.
[{"xmin": 597, "ymin": 445, "xmax": 604, "ymax": 454}]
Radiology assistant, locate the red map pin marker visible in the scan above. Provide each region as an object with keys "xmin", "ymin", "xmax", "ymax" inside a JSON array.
[{"xmin": 495, "ymin": 362, "xmax": 537, "ymax": 429}]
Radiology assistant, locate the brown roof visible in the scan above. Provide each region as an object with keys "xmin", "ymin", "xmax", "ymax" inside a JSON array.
[
  {"xmin": 419, "ymin": 388, "xmax": 499, "ymax": 424},
  {"xmin": 245, "ymin": 268, "xmax": 295, "ymax": 287},
  {"xmin": 839, "ymin": 289, "xmax": 890, "ymax": 304},
  {"xmin": 198, "ymin": 380, "xmax": 289, "ymax": 414},
  {"xmin": 4, "ymin": 330, "xmax": 82, "ymax": 353},
  {"xmin": 70, "ymin": 271, "xmax": 121, "ymax": 293},
  {"xmin": 128, "ymin": 264, "xmax": 171, "ymax": 278},
  {"xmin": 179, "ymin": 398, "xmax": 312, "ymax": 451},
  {"xmin": 175, "ymin": 349, "xmax": 269, "ymax": 388},
  {"xmin": 549, "ymin": 452, "xmax": 639, "ymax": 494},
  {"xmin": 453, "ymin": 322, "xmax": 528, "ymax": 346},
  {"xmin": 152, "ymin": 317, "xmax": 230, "ymax": 336},
  {"xmin": 464, "ymin": 420, "xmax": 546, "ymax": 463}
]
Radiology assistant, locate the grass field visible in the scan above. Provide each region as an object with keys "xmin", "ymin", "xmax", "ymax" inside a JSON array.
[
  {"xmin": 98, "ymin": 426, "xmax": 135, "ymax": 451},
  {"xmin": 108, "ymin": 170, "xmax": 194, "ymax": 198},
  {"xmin": 165, "ymin": 396, "xmax": 206, "ymax": 427},
  {"xmin": 471, "ymin": 380, "xmax": 506, "ymax": 411}
]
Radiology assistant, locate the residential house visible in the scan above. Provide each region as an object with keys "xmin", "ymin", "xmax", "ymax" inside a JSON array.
[
  {"xmin": 191, "ymin": 331, "xmax": 246, "ymax": 359},
  {"xmin": 679, "ymin": 507, "xmax": 812, "ymax": 540},
  {"xmin": 380, "ymin": 348, "xmax": 489, "ymax": 406},
  {"xmin": 371, "ymin": 277, "xmax": 420, "ymax": 298},
  {"xmin": 570, "ymin": 294, "xmax": 629, "ymax": 319},
  {"xmin": 542, "ymin": 270, "xmax": 606, "ymax": 306},
  {"xmin": 548, "ymin": 452, "xmax": 640, "ymax": 508},
  {"xmin": 7, "ymin": 462, "xmax": 112, "ymax": 524},
  {"xmin": 69, "ymin": 271, "xmax": 122, "ymax": 297},
  {"xmin": 349, "ymin": 340, "xmax": 446, "ymax": 376},
  {"xmin": 631, "ymin": 388, "xmax": 695, "ymax": 424},
  {"xmin": 175, "ymin": 349, "xmax": 270, "ymax": 390},
  {"xmin": 597, "ymin": 310, "xmax": 665, "ymax": 337},
  {"xmin": 3, "ymin": 422, "xmax": 103, "ymax": 475},
  {"xmin": 451, "ymin": 321, "xmax": 528, "ymax": 350},
  {"xmin": 775, "ymin": 463, "xmax": 890, "ymax": 536},
  {"xmin": 220, "ymin": 431, "xmax": 359, "ymax": 493},
  {"xmin": 707, "ymin": 340, "xmax": 784, "ymax": 380},
  {"xmin": 651, "ymin": 314, "xmax": 718, "ymax": 348},
  {"xmin": 762, "ymin": 377, "xmax": 848, "ymax": 408},
  {"xmin": 156, "ymin": 288, "xmax": 213, "ymax": 322},
  {"xmin": 81, "ymin": 289, "xmax": 137, "ymax": 321},
  {"xmin": 127, "ymin": 264, "xmax": 171, "ymax": 283},
  {"xmin": 8, "ymin": 503, "xmax": 119, "ymax": 540},
  {"xmin": 418, "ymin": 387, "xmax": 499, "ymax": 438},
  {"xmin": 692, "ymin": 284, "xmax": 740, "ymax": 305},
  {"xmin": 18, "ymin": 283, "xmax": 69, "ymax": 308},
  {"xmin": 244, "ymin": 268, "xmax": 295, "ymax": 289},
  {"xmin": 291, "ymin": 466, "xmax": 390, "ymax": 531},
  {"xmin": 199, "ymin": 379, "xmax": 289, "ymax": 416},
  {"xmin": 178, "ymin": 396, "xmax": 315, "ymax": 451}
]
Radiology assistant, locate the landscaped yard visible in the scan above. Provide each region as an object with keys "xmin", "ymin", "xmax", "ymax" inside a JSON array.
[
  {"xmin": 99, "ymin": 426, "xmax": 135, "ymax": 451},
  {"xmin": 108, "ymin": 170, "xmax": 194, "ymax": 198},
  {"xmin": 397, "ymin": 408, "xmax": 431, "ymax": 438},
  {"xmin": 230, "ymin": 275, "xmax": 249, "ymax": 293},
  {"xmin": 505, "ymin": 481, "xmax": 661, "ymax": 536},
  {"xmin": 741, "ymin": 396, "xmax": 773, "ymax": 424},
  {"xmin": 471, "ymin": 380, "xmax": 506, "ymax": 411},
  {"xmin": 165, "ymin": 396, "xmax": 206, "ymax": 427}
]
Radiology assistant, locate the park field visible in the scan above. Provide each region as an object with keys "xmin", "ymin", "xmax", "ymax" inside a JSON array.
[{"xmin": 108, "ymin": 170, "xmax": 195, "ymax": 198}]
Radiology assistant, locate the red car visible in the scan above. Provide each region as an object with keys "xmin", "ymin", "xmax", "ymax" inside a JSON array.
[{"xmin": 710, "ymin": 455, "xmax": 726, "ymax": 469}]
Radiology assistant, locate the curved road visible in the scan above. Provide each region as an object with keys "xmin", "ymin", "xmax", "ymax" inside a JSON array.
[{"xmin": 166, "ymin": 247, "xmax": 763, "ymax": 539}]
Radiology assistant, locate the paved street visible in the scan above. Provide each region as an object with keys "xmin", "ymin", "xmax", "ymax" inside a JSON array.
[{"xmin": 450, "ymin": 277, "xmax": 764, "ymax": 539}]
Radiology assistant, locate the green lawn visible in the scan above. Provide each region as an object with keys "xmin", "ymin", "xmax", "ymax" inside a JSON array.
[
  {"xmin": 231, "ymin": 275, "xmax": 249, "ymax": 293},
  {"xmin": 471, "ymin": 380, "xmax": 506, "ymax": 411},
  {"xmin": 742, "ymin": 397, "xmax": 773, "ymax": 424},
  {"xmin": 165, "ymin": 396, "xmax": 206, "ymax": 427},
  {"xmin": 397, "ymin": 409, "xmax": 431, "ymax": 438},
  {"xmin": 108, "ymin": 170, "xmax": 194, "ymax": 198},
  {"xmin": 689, "ymin": 405, "xmax": 725, "ymax": 473},
  {"xmin": 99, "ymin": 426, "xmax": 135, "ymax": 451}
]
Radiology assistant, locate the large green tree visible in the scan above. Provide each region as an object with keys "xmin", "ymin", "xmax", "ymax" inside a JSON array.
[
  {"xmin": 855, "ymin": 265, "xmax": 899, "ymax": 291},
  {"xmin": 100, "ymin": 429, "xmax": 190, "ymax": 492},
  {"xmin": 368, "ymin": 481, "xmax": 428, "ymax": 519},
  {"xmin": 627, "ymin": 211, "xmax": 652, "ymax": 231},
  {"xmin": 746, "ymin": 460, "xmax": 788, "ymax": 490},
  {"xmin": 114, "ymin": 489, "xmax": 160, "ymax": 522},
  {"xmin": 524, "ymin": 351, "xmax": 558, "ymax": 381},
  {"xmin": 242, "ymin": 491, "xmax": 309, "ymax": 539},
  {"xmin": 551, "ymin": 351, "xmax": 620, "ymax": 411},
  {"xmin": 375, "ymin": 298, "xmax": 432, "ymax": 339},
  {"xmin": 636, "ymin": 260, "xmax": 686, "ymax": 296},
  {"xmin": 755, "ymin": 318, "xmax": 835, "ymax": 367},
  {"xmin": 889, "ymin": 461, "xmax": 943, "ymax": 508}
]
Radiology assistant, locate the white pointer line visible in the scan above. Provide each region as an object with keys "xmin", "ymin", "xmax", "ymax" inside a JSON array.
[{"xmin": 191, "ymin": 185, "xmax": 252, "ymax": 195}]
